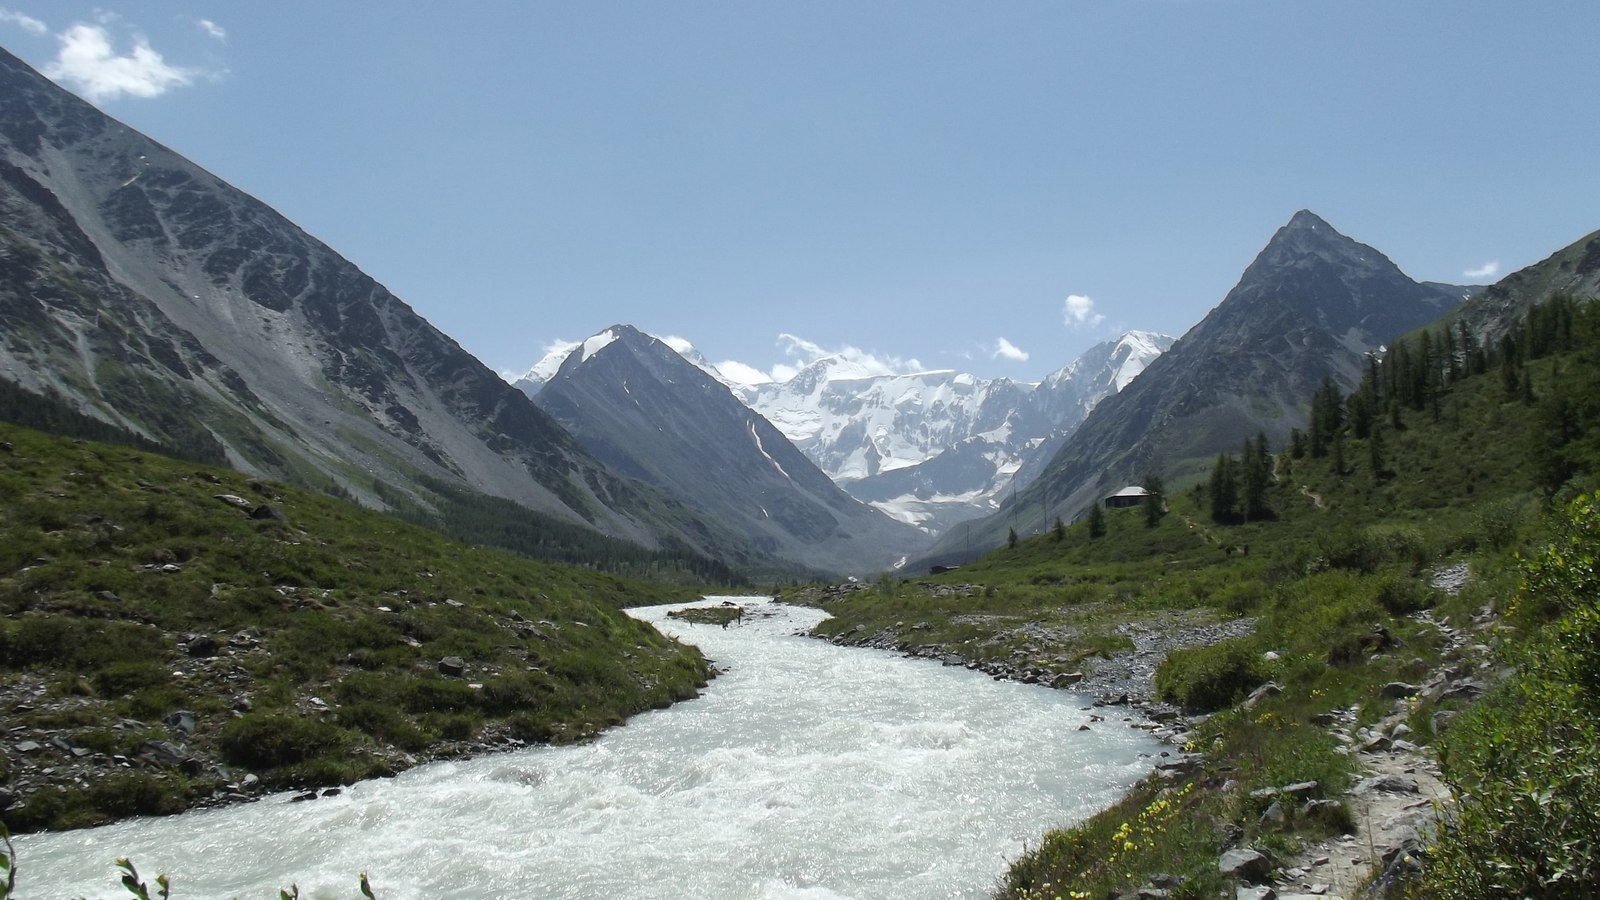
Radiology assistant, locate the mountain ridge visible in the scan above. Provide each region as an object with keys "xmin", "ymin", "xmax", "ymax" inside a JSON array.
[
  {"xmin": 917, "ymin": 210, "xmax": 1473, "ymax": 566},
  {"xmin": 525, "ymin": 324, "xmax": 928, "ymax": 575},
  {"xmin": 0, "ymin": 46, "xmax": 746, "ymax": 565}
]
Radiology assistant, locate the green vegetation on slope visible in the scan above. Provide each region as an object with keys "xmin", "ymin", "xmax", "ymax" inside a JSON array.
[
  {"xmin": 784, "ymin": 295, "xmax": 1600, "ymax": 898},
  {"xmin": 0, "ymin": 423, "xmax": 711, "ymax": 832}
]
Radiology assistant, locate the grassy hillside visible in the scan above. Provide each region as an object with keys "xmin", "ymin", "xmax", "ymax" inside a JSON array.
[
  {"xmin": 785, "ymin": 296, "xmax": 1600, "ymax": 897},
  {"xmin": 0, "ymin": 423, "xmax": 712, "ymax": 832}
]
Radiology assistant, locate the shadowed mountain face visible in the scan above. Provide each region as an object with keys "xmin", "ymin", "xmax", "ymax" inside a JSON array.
[
  {"xmin": 919, "ymin": 211, "xmax": 1471, "ymax": 566},
  {"xmin": 0, "ymin": 48, "xmax": 754, "ymax": 560},
  {"xmin": 527, "ymin": 326, "xmax": 931, "ymax": 575}
]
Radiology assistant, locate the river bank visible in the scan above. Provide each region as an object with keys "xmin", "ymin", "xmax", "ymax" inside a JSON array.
[{"xmin": 13, "ymin": 597, "xmax": 1159, "ymax": 899}]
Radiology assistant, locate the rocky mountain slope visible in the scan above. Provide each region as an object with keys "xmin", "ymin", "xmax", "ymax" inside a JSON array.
[
  {"xmin": 1449, "ymin": 225, "xmax": 1600, "ymax": 343},
  {"xmin": 920, "ymin": 210, "xmax": 1471, "ymax": 565},
  {"xmin": 523, "ymin": 326, "xmax": 930, "ymax": 575},
  {"xmin": 0, "ymin": 47, "xmax": 744, "ymax": 563}
]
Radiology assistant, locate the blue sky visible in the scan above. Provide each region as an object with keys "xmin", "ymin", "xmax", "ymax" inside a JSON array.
[{"xmin": 3, "ymin": 3, "xmax": 1598, "ymax": 384}]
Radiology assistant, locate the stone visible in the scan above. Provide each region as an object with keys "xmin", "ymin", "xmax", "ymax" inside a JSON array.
[
  {"xmin": 1243, "ymin": 681, "xmax": 1282, "ymax": 708},
  {"xmin": 1218, "ymin": 848, "xmax": 1272, "ymax": 883},
  {"xmin": 249, "ymin": 504, "xmax": 287, "ymax": 522},
  {"xmin": 1236, "ymin": 888, "xmax": 1275, "ymax": 900},
  {"xmin": 213, "ymin": 493, "xmax": 253, "ymax": 510},
  {"xmin": 438, "ymin": 656, "xmax": 467, "ymax": 677},
  {"xmin": 164, "ymin": 710, "xmax": 197, "ymax": 734},
  {"xmin": 140, "ymin": 739, "xmax": 189, "ymax": 767},
  {"xmin": 1351, "ymin": 774, "xmax": 1420, "ymax": 795},
  {"xmin": 1282, "ymin": 780, "xmax": 1320, "ymax": 797},
  {"xmin": 1259, "ymin": 800, "xmax": 1286, "ymax": 829},
  {"xmin": 1052, "ymin": 671, "xmax": 1085, "ymax": 688},
  {"xmin": 185, "ymin": 634, "xmax": 219, "ymax": 658},
  {"xmin": 1302, "ymin": 799, "xmax": 1349, "ymax": 830},
  {"xmin": 14, "ymin": 740, "xmax": 42, "ymax": 754},
  {"xmin": 1379, "ymin": 682, "xmax": 1420, "ymax": 699}
]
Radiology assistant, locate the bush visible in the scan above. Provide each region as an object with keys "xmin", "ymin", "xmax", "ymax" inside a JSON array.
[
  {"xmin": 1417, "ymin": 493, "xmax": 1600, "ymax": 897},
  {"xmin": 218, "ymin": 713, "xmax": 347, "ymax": 769},
  {"xmin": 1155, "ymin": 636, "xmax": 1269, "ymax": 712}
]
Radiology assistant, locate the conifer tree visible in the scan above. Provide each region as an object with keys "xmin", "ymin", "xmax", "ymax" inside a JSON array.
[
  {"xmin": 1052, "ymin": 516, "xmax": 1065, "ymax": 542},
  {"xmin": 1241, "ymin": 433, "xmax": 1271, "ymax": 521},
  {"xmin": 1142, "ymin": 474, "xmax": 1165, "ymax": 528},
  {"xmin": 1087, "ymin": 503, "xmax": 1107, "ymax": 538},
  {"xmin": 1209, "ymin": 453, "xmax": 1238, "ymax": 523},
  {"xmin": 1368, "ymin": 424, "xmax": 1387, "ymax": 482}
]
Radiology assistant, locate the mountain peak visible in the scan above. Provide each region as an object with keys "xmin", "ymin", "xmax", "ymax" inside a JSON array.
[{"xmin": 1286, "ymin": 209, "xmax": 1332, "ymax": 230}]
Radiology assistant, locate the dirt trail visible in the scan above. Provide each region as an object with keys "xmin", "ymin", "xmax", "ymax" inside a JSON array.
[{"xmin": 1272, "ymin": 565, "xmax": 1485, "ymax": 899}]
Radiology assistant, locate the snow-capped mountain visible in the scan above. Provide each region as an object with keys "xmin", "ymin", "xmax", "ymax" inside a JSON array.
[
  {"xmin": 514, "ymin": 329, "xmax": 1172, "ymax": 536},
  {"xmin": 517, "ymin": 326, "xmax": 929, "ymax": 575},
  {"xmin": 737, "ymin": 332, "xmax": 1173, "ymax": 532}
]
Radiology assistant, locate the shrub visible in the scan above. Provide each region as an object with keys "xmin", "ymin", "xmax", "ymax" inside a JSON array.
[
  {"xmin": 218, "ymin": 713, "xmax": 347, "ymax": 769},
  {"xmin": 1417, "ymin": 493, "xmax": 1600, "ymax": 897},
  {"xmin": 1155, "ymin": 636, "xmax": 1269, "ymax": 712}
]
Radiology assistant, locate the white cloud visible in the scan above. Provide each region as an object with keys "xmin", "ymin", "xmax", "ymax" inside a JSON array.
[
  {"xmin": 43, "ymin": 20, "xmax": 199, "ymax": 102},
  {"xmin": 195, "ymin": 18, "xmax": 226, "ymax": 41},
  {"xmin": 1063, "ymin": 294, "xmax": 1105, "ymax": 329},
  {"xmin": 1463, "ymin": 260, "xmax": 1500, "ymax": 280},
  {"xmin": 992, "ymin": 337, "xmax": 1029, "ymax": 361},
  {"xmin": 659, "ymin": 336, "xmax": 696, "ymax": 356},
  {"xmin": 713, "ymin": 359, "xmax": 774, "ymax": 386},
  {"xmin": 776, "ymin": 333, "xmax": 923, "ymax": 377},
  {"xmin": 712, "ymin": 334, "xmax": 925, "ymax": 387},
  {"xmin": 0, "ymin": 8, "xmax": 47, "ymax": 35}
]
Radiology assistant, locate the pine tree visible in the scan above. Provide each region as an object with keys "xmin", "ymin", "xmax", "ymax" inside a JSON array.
[
  {"xmin": 1368, "ymin": 424, "xmax": 1387, "ymax": 482},
  {"xmin": 1241, "ymin": 433, "xmax": 1271, "ymax": 521},
  {"xmin": 1087, "ymin": 503, "xmax": 1107, "ymax": 538},
  {"xmin": 1142, "ymin": 474, "xmax": 1165, "ymax": 528},
  {"xmin": 1052, "ymin": 516, "xmax": 1066, "ymax": 542},
  {"xmin": 1209, "ymin": 453, "xmax": 1238, "ymax": 523},
  {"xmin": 1007, "ymin": 526, "xmax": 1018, "ymax": 549}
]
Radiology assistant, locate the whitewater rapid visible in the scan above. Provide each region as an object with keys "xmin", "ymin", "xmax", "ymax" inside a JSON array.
[{"xmin": 14, "ymin": 598, "xmax": 1157, "ymax": 899}]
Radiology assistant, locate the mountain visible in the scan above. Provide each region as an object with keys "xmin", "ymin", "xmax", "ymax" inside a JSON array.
[
  {"xmin": 521, "ymin": 326, "xmax": 930, "ymax": 575},
  {"xmin": 919, "ymin": 210, "xmax": 1472, "ymax": 565},
  {"xmin": 734, "ymin": 331, "xmax": 1173, "ymax": 533},
  {"xmin": 1450, "ymin": 226, "xmax": 1600, "ymax": 342},
  {"xmin": 0, "ymin": 47, "xmax": 743, "ymax": 562}
]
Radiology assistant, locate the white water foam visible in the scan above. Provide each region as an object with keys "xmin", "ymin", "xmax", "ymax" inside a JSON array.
[{"xmin": 14, "ymin": 598, "xmax": 1157, "ymax": 899}]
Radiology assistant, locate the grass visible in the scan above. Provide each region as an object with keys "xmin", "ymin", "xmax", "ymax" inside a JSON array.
[{"xmin": 0, "ymin": 423, "xmax": 714, "ymax": 832}]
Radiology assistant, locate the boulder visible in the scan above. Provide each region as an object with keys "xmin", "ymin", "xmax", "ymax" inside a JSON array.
[
  {"xmin": 249, "ymin": 504, "xmax": 287, "ymax": 522},
  {"xmin": 164, "ymin": 710, "xmax": 197, "ymax": 734},
  {"xmin": 184, "ymin": 634, "xmax": 219, "ymax": 658},
  {"xmin": 1380, "ymin": 681, "xmax": 1420, "ymax": 699},
  {"xmin": 1351, "ymin": 774, "xmax": 1420, "ymax": 795},
  {"xmin": 1219, "ymin": 848, "xmax": 1273, "ymax": 883},
  {"xmin": 438, "ymin": 656, "xmax": 467, "ymax": 677}
]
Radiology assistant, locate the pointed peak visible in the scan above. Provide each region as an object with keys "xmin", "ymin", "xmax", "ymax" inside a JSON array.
[{"xmin": 1287, "ymin": 209, "xmax": 1331, "ymax": 230}]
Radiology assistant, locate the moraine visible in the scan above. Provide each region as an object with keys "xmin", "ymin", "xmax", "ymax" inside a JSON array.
[{"xmin": 15, "ymin": 598, "xmax": 1157, "ymax": 899}]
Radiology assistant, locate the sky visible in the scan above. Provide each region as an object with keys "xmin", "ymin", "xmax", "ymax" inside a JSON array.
[{"xmin": 2, "ymin": 3, "xmax": 1599, "ymax": 385}]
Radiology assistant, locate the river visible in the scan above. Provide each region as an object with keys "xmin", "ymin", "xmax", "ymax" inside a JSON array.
[{"xmin": 14, "ymin": 598, "xmax": 1157, "ymax": 899}]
